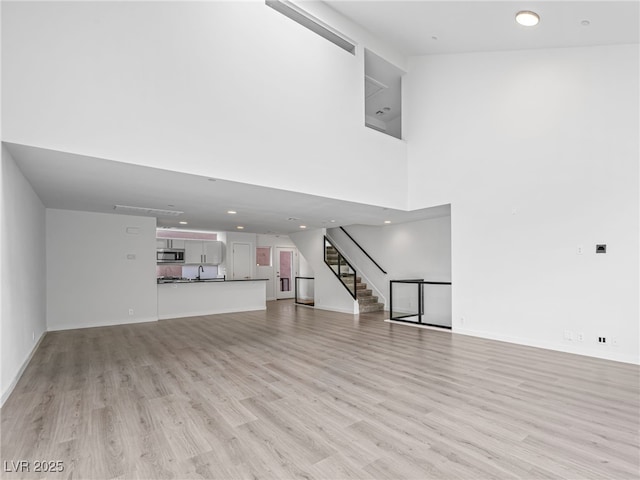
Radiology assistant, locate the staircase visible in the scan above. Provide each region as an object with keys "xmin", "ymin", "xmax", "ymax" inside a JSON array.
[{"xmin": 325, "ymin": 245, "xmax": 384, "ymax": 313}]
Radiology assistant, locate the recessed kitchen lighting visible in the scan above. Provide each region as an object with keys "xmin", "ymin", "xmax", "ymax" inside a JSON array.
[
  {"xmin": 179, "ymin": 221, "xmax": 188, "ymax": 225},
  {"xmin": 227, "ymin": 210, "xmax": 237, "ymax": 214},
  {"xmin": 167, "ymin": 204, "xmax": 175, "ymax": 208},
  {"xmin": 581, "ymin": 19, "xmax": 591, "ymax": 26},
  {"xmin": 384, "ymin": 220, "xmax": 391, "ymax": 224},
  {"xmin": 300, "ymin": 225, "xmax": 307, "ymax": 229},
  {"xmin": 515, "ymin": 10, "xmax": 540, "ymax": 27},
  {"xmin": 236, "ymin": 226, "xmax": 244, "ymax": 230},
  {"xmin": 207, "ymin": 178, "xmax": 217, "ymax": 182},
  {"xmin": 330, "ymin": 220, "xmax": 336, "ymax": 223},
  {"xmin": 431, "ymin": 35, "xmax": 438, "ymax": 41}
]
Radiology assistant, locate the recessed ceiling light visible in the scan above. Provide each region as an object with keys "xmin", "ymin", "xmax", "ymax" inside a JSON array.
[
  {"xmin": 300, "ymin": 225, "xmax": 307, "ymax": 229},
  {"xmin": 179, "ymin": 221, "xmax": 188, "ymax": 225},
  {"xmin": 384, "ymin": 220, "xmax": 391, "ymax": 224},
  {"xmin": 227, "ymin": 210, "xmax": 237, "ymax": 214},
  {"xmin": 167, "ymin": 204, "xmax": 175, "ymax": 207},
  {"xmin": 515, "ymin": 11, "xmax": 540, "ymax": 27},
  {"xmin": 431, "ymin": 35, "xmax": 438, "ymax": 41},
  {"xmin": 330, "ymin": 220, "xmax": 336, "ymax": 223},
  {"xmin": 581, "ymin": 20, "xmax": 591, "ymax": 26},
  {"xmin": 236, "ymin": 226, "xmax": 244, "ymax": 230},
  {"xmin": 208, "ymin": 178, "xmax": 217, "ymax": 182}
]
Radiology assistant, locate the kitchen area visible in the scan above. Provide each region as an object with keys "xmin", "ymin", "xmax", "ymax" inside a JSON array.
[
  {"xmin": 44, "ymin": 209, "xmax": 304, "ymax": 332},
  {"xmin": 155, "ymin": 230, "xmax": 268, "ymax": 319}
]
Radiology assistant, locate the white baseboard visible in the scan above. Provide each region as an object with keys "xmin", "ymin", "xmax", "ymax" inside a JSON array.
[
  {"xmin": 314, "ymin": 304, "xmax": 358, "ymax": 315},
  {"xmin": 48, "ymin": 316, "xmax": 158, "ymax": 332},
  {"xmin": 1, "ymin": 331, "xmax": 46, "ymax": 408},
  {"xmin": 385, "ymin": 319, "xmax": 451, "ymax": 332},
  {"xmin": 454, "ymin": 327, "xmax": 640, "ymax": 365},
  {"xmin": 294, "ymin": 303, "xmax": 315, "ymax": 309}
]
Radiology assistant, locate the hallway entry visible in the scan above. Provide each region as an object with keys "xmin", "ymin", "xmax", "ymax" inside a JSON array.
[{"xmin": 276, "ymin": 247, "xmax": 296, "ymax": 299}]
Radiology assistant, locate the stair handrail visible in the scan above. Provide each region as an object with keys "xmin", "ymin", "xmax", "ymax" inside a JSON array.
[
  {"xmin": 323, "ymin": 236, "xmax": 358, "ymax": 300},
  {"xmin": 339, "ymin": 227, "xmax": 387, "ymax": 275}
]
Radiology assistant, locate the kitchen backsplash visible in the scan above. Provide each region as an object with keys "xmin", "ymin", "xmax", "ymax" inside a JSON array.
[
  {"xmin": 182, "ymin": 265, "xmax": 219, "ymax": 279},
  {"xmin": 156, "ymin": 265, "xmax": 220, "ymax": 279},
  {"xmin": 157, "ymin": 265, "xmax": 182, "ymax": 277}
]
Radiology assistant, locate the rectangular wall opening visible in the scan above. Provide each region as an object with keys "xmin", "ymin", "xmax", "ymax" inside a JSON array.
[{"xmin": 365, "ymin": 49, "xmax": 404, "ymax": 139}]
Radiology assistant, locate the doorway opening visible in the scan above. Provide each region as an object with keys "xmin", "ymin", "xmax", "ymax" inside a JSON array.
[{"xmin": 276, "ymin": 247, "xmax": 296, "ymax": 299}]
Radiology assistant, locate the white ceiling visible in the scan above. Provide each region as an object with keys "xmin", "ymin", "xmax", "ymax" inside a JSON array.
[
  {"xmin": 324, "ymin": 1, "xmax": 639, "ymax": 56},
  {"xmin": 7, "ymin": 2, "xmax": 637, "ymax": 235},
  {"xmin": 6, "ymin": 143, "xmax": 450, "ymax": 234}
]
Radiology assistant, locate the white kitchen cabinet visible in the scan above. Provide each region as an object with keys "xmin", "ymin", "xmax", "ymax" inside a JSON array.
[
  {"xmin": 184, "ymin": 240, "xmax": 222, "ymax": 265},
  {"xmin": 184, "ymin": 241, "xmax": 203, "ymax": 264},
  {"xmin": 203, "ymin": 241, "xmax": 222, "ymax": 265},
  {"xmin": 156, "ymin": 239, "xmax": 185, "ymax": 249}
]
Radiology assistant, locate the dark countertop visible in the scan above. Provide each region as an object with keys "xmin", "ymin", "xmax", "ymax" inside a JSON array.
[{"xmin": 157, "ymin": 278, "xmax": 268, "ymax": 284}]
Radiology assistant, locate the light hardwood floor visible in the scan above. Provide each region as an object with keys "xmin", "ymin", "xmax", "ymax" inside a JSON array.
[{"xmin": 1, "ymin": 300, "xmax": 638, "ymax": 479}]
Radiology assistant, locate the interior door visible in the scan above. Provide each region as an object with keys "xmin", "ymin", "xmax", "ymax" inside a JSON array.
[
  {"xmin": 275, "ymin": 247, "xmax": 296, "ymax": 299},
  {"xmin": 232, "ymin": 243, "xmax": 252, "ymax": 279}
]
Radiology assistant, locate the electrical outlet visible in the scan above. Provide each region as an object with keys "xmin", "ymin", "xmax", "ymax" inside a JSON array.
[
  {"xmin": 128, "ymin": 308, "xmax": 134, "ymax": 316},
  {"xmin": 598, "ymin": 336, "xmax": 607, "ymax": 344},
  {"xmin": 577, "ymin": 333, "xmax": 584, "ymax": 342},
  {"xmin": 564, "ymin": 330, "xmax": 574, "ymax": 341},
  {"xmin": 577, "ymin": 245, "xmax": 584, "ymax": 255}
]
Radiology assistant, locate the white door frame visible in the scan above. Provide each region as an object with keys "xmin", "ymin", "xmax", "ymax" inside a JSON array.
[
  {"xmin": 275, "ymin": 247, "xmax": 297, "ymax": 299},
  {"xmin": 231, "ymin": 242, "xmax": 252, "ymax": 280}
]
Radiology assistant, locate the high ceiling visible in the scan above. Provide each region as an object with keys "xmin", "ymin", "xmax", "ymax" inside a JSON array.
[
  {"xmin": 6, "ymin": 143, "xmax": 450, "ymax": 234},
  {"xmin": 324, "ymin": 1, "xmax": 639, "ymax": 56},
  {"xmin": 5, "ymin": 1, "xmax": 637, "ymax": 235}
]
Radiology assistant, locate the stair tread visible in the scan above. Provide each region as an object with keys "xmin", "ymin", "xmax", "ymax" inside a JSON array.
[
  {"xmin": 359, "ymin": 303, "xmax": 384, "ymax": 313},
  {"xmin": 358, "ymin": 296, "xmax": 378, "ymax": 303}
]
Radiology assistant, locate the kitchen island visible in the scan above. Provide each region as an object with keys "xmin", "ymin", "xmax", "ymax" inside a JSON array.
[{"xmin": 157, "ymin": 279, "xmax": 268, "ymax": 320}]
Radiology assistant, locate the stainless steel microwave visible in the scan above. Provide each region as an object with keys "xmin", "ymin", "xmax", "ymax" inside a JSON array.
[{"xmin": 157, "ymin": 248, "xmax": 185, "ymax": 264}]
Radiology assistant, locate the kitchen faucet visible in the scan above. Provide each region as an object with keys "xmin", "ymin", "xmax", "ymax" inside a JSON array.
[{"xmin": 197, "ymin": 265, "xmax": 204, "ymax": 280}]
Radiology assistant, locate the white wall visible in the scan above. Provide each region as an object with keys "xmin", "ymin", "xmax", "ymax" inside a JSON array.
[
  {"xmin": 46, "ymin": 210, "xmax": 158, "ymax": 330},
  {"xmin": 1, "ymin": 145, "xmax": 47, "ymax": 405},
  {"xmin": 328, "ymin": 215, "xmax": 451, "ymax": 324},
  {"xmin": 2, "ymin": 1, "xmax": 408, "ymax": 210},
  {"xmin": 406, "ymin": 45, "xmax": 639, "ymax": 363},
  {"xmin": 289, "ymin": 229, "xmax": 358, "ymax": 314}
]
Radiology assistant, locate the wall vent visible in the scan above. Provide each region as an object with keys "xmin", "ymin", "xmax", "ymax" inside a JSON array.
[
  {"xmin": 114, "ymin": 205, "xmax": 184, "ymax": 217},
  {"xmin": 266, "ymin": 0, "xmax": 356, "ymax": 54}
]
